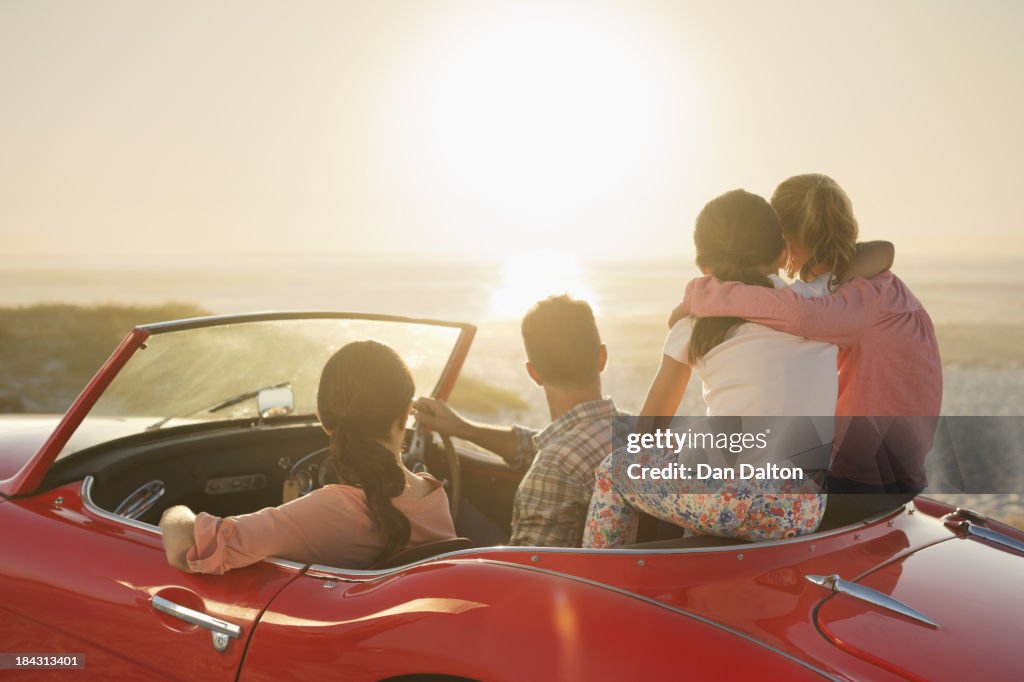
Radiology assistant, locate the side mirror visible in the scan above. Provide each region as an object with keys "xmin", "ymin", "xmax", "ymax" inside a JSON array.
[{"xmin": 257, "ymin": 386, "xmax": 295, "ymax": 419}]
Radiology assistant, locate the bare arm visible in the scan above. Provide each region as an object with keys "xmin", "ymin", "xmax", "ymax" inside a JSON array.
[
  {"xmin": 843, "ymin": 241, "xmax": 895, "ymax": 282},
  {"xmin": 160, "ymin": 505, "xmax": 197, "ymax": 572},
  {"xmin": 414, "ymin": 397, "xmax": 524, "ymax": 465},
  {"xmin": 635, "ymin": 356, "xmax": 693, "ymax": 434},
  {"xmin": 640, "ymin": 355, "xmax": 692, "ymax": 417}
]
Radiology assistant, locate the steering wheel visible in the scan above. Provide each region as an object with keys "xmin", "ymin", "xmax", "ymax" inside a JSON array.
[
  {"xmin": 404, "ymin": 424, "xmax": 462, "ymax": 523},
  {"xmin": 287, "ymin": 425, "xmax": 461, "ymax": 523}
]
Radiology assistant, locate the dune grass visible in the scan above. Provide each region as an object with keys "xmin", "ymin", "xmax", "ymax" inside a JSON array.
[
  {"xmin": 0, "ymin": 302, "xmax": 532, "ymax": 418},
  {"xmin": 448, "ymin": 373, "xmax": 530, "ymax": 416},
  {"xmin": 0, "ymin": 302, "xmax": 210, "ymax": 413},
  {"xmin": 1001, "ymin": 514, "xmax": 1024, "ymax": 531}
]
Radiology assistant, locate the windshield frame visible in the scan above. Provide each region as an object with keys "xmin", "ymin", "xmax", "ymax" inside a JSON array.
[{"xmin": 0, "ymin": 311, "xmax": 475, "ymax": 497}]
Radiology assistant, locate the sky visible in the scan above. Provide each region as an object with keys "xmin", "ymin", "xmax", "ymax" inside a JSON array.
[{"xmin": 2, "ymin": 0, "xmax": 1022, "ymax": 264}]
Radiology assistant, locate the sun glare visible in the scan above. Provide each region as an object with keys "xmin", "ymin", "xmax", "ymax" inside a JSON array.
[
  {"xmin": 487, "ymin": 251, "xmax": 599, "ymax": 320},
  {"xmin": 389, "ymin": 3, "xmax": 691, "ymax": 256}
]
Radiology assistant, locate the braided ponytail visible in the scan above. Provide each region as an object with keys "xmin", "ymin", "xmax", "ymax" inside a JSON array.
[
  {"xmin": 688, "ymin": 190, "xmax": 784, "ymax": 365},
  {"xmin": 328, "ymin": 424, "xmax": 410, "ymax": 561},
  {"xmin": 317, "ymin": 341, "xmax": 415, "ymax": 564}
]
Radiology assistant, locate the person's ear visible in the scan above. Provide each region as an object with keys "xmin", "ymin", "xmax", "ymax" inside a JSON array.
[
  {"xmin": 404, "ymin": 402, "xmax": 415, "ymax": 429},
  {"xmin": 699, "ymin": 265, "xmax": 712, "ymax": 276},
  {"xmin": 395, "ymin": 410, "xmax": 409, "ymax": 434},
  {"xmin": 526, "ymin": 361, "xmax": 544, "ymax": 386},
  {"xmin": 597, "ymin": 344, "xmax": 608, "ymax": 373}
]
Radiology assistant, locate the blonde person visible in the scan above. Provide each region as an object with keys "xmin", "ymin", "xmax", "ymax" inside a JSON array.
[
  {"xmin": 583, "ymin": 189, "xmax": 894, "ymax": 547},
  {"xmin": 671, "ymin": 174, "xmax": 941, "ymax": 525}
]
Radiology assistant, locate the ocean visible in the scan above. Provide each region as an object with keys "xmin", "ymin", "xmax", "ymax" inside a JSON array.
[
  {"xmin": 2, "ymin": 252, "xmax": 1022, "ymax": 522},
  {"xmin": 2, "ymin": 252, "xmax": 1022, "ymax": 416}
]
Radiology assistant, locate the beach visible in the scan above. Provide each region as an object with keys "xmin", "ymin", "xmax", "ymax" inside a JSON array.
[{"xmin": 1, "ymin": 253, "xmax": 1022, "ymax": 524}]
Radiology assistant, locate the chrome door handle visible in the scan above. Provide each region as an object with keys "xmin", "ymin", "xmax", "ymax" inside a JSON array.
[{"xmin": 151, "ymin": 595, "xmax": 242, "ymax": 652}]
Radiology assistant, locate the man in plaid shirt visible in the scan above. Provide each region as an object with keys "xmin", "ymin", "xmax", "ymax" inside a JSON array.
[{"xmin": 416, "ymin": 295, "xmax": 627, "ymax": 547}]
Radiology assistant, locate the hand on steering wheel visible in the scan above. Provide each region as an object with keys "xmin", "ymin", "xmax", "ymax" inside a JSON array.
[{"xmin": 405, "ymin": 419, "xmax": 462, "ymax": 524}]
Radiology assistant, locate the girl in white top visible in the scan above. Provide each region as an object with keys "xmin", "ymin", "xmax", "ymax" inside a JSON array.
[
  {"xmin": 583, "ymin": 189, "xmax": 892, "ymax": 546},
  {"xmin": 661, "ymin": 272, "xmax": 837, "ymax": 419}
]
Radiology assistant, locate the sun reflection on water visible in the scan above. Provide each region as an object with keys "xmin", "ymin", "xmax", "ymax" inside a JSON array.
[{"xmin": 487, "ymin": 252, "xmax": 601, "ymax": 320}]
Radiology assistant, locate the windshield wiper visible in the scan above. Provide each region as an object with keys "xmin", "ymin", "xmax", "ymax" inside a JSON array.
[{"xmin": 146, "ymin": 382, "xmax": 291, "ymax": 431}]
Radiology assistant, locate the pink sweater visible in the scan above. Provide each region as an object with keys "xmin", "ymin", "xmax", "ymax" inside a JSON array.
[
  {"xmin": 186, "ymin": 475, "xmax": 456, "ymax": 574},
  {"xmin": 680, "ymin": 272, "xmax": 942, "ymax": 487}
]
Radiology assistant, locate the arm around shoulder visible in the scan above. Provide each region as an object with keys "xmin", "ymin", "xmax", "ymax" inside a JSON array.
[
  {"xmin": 843, "ymin": 241, "xmax": 895, "ymax": 282},
  {"xmin": 677, "ymin": 275, "xmax": 880, "ymax": 347},
  {"xmin": 678, "ymin": 276, "xmax": 801, "ymax": 328}
]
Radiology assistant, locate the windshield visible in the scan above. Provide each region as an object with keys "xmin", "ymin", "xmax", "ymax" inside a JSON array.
[{"xmin": 57, "ymin": 316, "xmax": 465, "ymax": 459}]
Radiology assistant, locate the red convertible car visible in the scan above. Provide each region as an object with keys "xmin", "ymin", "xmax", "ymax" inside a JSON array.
[{"xmin": 1, "ymin": 312, "xmax": 1022, "ymax": 681}]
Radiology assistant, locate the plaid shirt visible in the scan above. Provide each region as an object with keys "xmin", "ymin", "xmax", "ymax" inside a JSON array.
[{"xmin": 509, "ymin": 399, "xmax": 629, "ymax": 547}]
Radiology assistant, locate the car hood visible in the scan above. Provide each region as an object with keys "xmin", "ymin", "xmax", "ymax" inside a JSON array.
[
  {"xmin": 0, "ymin": 415, "xmax": 64, "ymax": 481},
  {"xmin": 0, "ymin": 415, "xmax": 160, "ymax": 482},
  {"xmin": 815, "ymin": 532, "xmax": 1024, "ymax": 679}
]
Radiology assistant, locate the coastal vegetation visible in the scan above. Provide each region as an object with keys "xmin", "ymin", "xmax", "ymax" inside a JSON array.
[{"xmin": 0, "ymin": 303, "xmax": 527, "ymax": 417}]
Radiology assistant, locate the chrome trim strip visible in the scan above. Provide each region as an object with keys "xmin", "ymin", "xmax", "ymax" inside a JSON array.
[
  {"xmin": 806, "ymin": 574, "xmax": 939, "ymax": 628},
  {"xmin": 965, "ymin": 523, "xmax": 1024, "ymax": 554},
  {"xmin": 81, "ymin": 475, "xmax": 161, "ymax": 535},
  {"xmin": 151, "ymin": 595, "xmax": 241, "ymax": 638},
  {"xmin": 432, "ymin": 559, "xmax": 838, "ymax": 680},
  {"xmin": 266, "ymin": 557, "xmax": 309, "ymax": 570},
  {"xmin": 79, "ymin": 475, "xmax": 307, "ymax": 571},
  {"xmin": 306, "ymin": 506, "xmax": 908, "ymax": 578}
]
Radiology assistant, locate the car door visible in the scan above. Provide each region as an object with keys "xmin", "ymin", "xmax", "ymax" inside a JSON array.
[
  {"xmin": 1, "ymin": 484, "xmax": 302, "ymax": 680},
  {"xmin": 0, "ymin": 312, "xmax": 476, "ymax": 680}
]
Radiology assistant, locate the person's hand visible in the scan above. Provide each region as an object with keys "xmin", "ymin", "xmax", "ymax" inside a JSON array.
[
  {"xmin": 160, "ymin": 505, "xmax": 196, "ymax": 572},
  {"xmin": 668, "ymin": 276, "xmax": 713, "ymax": 328},
  {"xmin": 668, "ymin": 300, "xmax": 689, "ymax": 328},
  {"xmin": 413, "ymin": 397, "xmax": 470, "ymax": 439}
]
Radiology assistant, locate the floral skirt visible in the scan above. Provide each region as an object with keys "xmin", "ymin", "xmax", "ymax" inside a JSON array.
[{"xmin": 583, "ymin": 447, "xmax": 826, "ymax": 548}]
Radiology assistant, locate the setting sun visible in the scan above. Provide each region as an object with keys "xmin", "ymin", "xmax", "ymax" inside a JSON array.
[{"xmin": 385, "ymin": 2, "xmax": 696, "ymax": 256}]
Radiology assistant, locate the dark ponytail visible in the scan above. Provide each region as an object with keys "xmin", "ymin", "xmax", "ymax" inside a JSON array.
[
  {"xmin": 687, "ymin": 190, "xmax": 784, "ymax": 365},
  {"xmin": 317, "ymin": 341, "xmax": 415, "ymax": 563}
]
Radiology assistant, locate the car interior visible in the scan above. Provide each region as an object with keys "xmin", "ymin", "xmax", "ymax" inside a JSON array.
[
  {"xmin": 45, "ymin": 420, "xmax": 521, "ymax": 550},
  {"xmin": 43, "ymin": 418, "xmax": 877, "ymax": 570}
]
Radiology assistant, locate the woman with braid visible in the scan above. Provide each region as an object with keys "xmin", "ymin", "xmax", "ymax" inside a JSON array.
[
  {"xmin": 583, "ymin": 189, "xmax": 894, "ymax": 547},
  {"xmin": 160, "ymin": 341, "xmax": 456, "ymax": 573}
]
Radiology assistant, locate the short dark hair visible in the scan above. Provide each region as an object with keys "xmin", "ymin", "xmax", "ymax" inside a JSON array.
[{"xmin": 521, "ymin": 295, "xmax": 602, "ymax": 388}]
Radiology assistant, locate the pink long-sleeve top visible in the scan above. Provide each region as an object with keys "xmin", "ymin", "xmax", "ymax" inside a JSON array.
[
  {"xmin": 186, "ymin": 475, "xmax": 456, "ymax": 574},
  {"xmin": 680, "ymin": 272, "xmax": 942, "ymax": 487}
]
